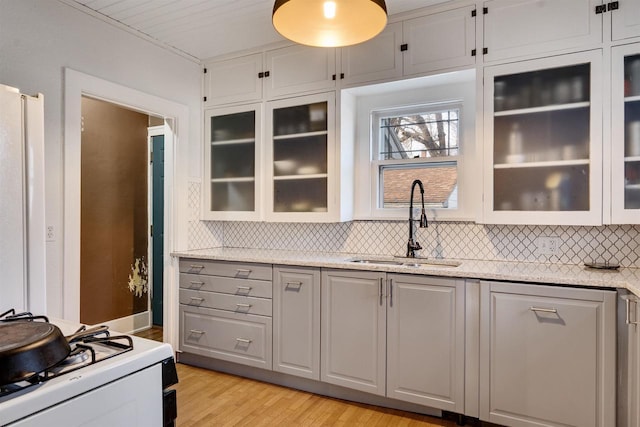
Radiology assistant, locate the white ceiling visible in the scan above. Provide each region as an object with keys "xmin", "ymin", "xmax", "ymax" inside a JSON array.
[{"xmin": 64, "ymin": 0, "xmax": 450, "ymax": 61}]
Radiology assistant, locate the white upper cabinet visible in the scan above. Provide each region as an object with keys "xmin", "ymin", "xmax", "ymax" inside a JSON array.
[
  {"xmin": 402, "ymin": 5, "xmax": 476, "ymax": 76},
  {"xmin": 265, "ymin": 92, "xmax": 345, "ymax": 222},
  {"xmin": 611, "ymin": 0, "xmax": 640, "ymax": 41},
  {"xmin": 204, "ymin": 53, "xmax": 263, "ymax": 107},
  {"xmin": 482, "ymin": 50, "xmax": 603, "ymax": 225},
  {"xmin": 482, "ymin": 0, "xmax": 603, "ymax": 63},
  {"xmin": 204, "ymin": 45, "xmax": 336, "ymax": 107},
  {"xmin": 340, "ymin": 5, "xmax": 476, "ymax": 86},
  {"xmin": 265, "ymin": 45, "xmax": 336, "ymax": 99},
  {"xmin": 202, "ymin": 103, "xmax": 262, "ymax": 221},
  {"xmin": 611, "ymin": 43, "xmax": 640, "ymax": 224},
  {"xmin": 340, "ymin": 22, "xmax": 404, "ymax": 86}
]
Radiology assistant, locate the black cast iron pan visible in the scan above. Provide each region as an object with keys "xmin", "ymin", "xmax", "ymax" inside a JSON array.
[{"xmin": 0, "ymin": 321, "xmax": 109, "ymax": 386}]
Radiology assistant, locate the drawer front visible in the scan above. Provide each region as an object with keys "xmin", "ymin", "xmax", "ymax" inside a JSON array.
[
  {"xmin": 180, "ymin": 273, "xmax": 272, "ymax": 299},
  {"xmin": 179, "ymin": 259, "xmax": 272, "ymax": 281},
  {"xmin": 180, "ymin": 289, "xmax": 272, "ymax": 317},
  {"xmin": 180, "ymin": 305, "xmax": 272, "ymax": 369}
]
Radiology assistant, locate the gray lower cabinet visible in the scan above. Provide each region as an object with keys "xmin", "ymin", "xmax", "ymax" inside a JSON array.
[
  {"xmin": 386, "ymin": 274, "xmax": 465, "ymax": 412},
  {"xmin": 479, "ymin": 281, "xmax": 616, "ymax": 427},
  {"xmin": 273, "ymin": 266, "xmax": 320, "ymax": 380},
  {"xmin": 619, "ymin": 290, "xmax": 640, "ymax": 427},
  {"xmin": 321, "ymin": 269, "xmax": 465, "ymax": 411},
  {"xmin": 178, "ymin": 259, "xmax": 273, "ymax": 369}
]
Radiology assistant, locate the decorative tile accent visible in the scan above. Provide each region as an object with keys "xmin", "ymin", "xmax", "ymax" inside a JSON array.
[{"xmin": 187, "ymin": 182, "xmax": 640, "ymax": 267}]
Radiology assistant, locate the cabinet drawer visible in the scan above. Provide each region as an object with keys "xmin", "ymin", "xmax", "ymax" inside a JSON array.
[
  {"xmin": 180, "ymin": 273, "xmax": 272, "ymax": 299},
  {"xmin": 180, "ymin": 289, "xmax": 272, "ymax": 317},
  {"xmin": 180, "ymin": 305, "xmax": 272, "ymax": 369},
  {"xmin": 179, "ymin": 259, "xmax": 272, "ymax": 281}
]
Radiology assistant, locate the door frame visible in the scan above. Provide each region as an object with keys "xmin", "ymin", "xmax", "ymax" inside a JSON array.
[{"xmin": 63, "ymin": 68, "xmax": 189, "ymax": 350}]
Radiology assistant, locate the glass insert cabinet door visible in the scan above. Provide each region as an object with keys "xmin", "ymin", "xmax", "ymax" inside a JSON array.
[
  {"xmin": 266, "ymin": 92, "xmax": 335, "ymax": 220},
  {"xmin": 483, "ymin": 50, "xmax": 603, "ymax": 225},
  {"xmin": 612, "ymin": 44, "xmax": 640, "ymax": 224},
  {"xmin": 202, "ymin": 103, "xmax": 262, "ymax": 220}
]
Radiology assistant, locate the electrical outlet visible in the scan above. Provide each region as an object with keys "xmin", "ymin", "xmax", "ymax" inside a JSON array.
[
  {"xmin": 536, "ymin": 236, "xmax": 561, "ymax": 255},
  {"xmin": 46, "ymin": 225, "xmax": 55, "ymax": 242}
]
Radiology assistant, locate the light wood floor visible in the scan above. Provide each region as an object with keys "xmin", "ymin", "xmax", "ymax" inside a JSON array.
[
  {"xmin": 172, "ymin": 363, "xmax": 459, "ymax": 427},
  {"xmin": 134, "ymin": 325, "xmax": 163, "ymax": 341}
]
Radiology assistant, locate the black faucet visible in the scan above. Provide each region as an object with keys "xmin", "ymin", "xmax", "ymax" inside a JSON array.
[{"xmin": 407, "ymin": 179, "xmax": 429, "ymax": 258}]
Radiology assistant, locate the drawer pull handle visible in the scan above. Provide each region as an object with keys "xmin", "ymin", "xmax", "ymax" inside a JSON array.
[
  {"xmin": 236, "ymin": 268, "xmax": 252, "ymax": 275},
  {"xmin": 189, "ymin": 329, "xmax": 205, "ymax": 335},
  {"xmin": 530, "ymin": 306, "xmax": 557, "ymax": 314},
  {"xmin": 189, "ymin": 297, "xmax": 204, "ymax": 305},
  {"xmin": 189, "ymin": 281, "xmax": 204, "ymax": 288},
  {"xmin": 190, "ymin": 264, "xmax": 204, "ymax": 270},
  {"xmin": 236, "ymin": 338, "xmax": 252, "ymax": 344},
  {"xmin": 285, "ymin": 281, "xmax": 303, "ymax": 290},
  {"xmin": 626, "ymin": 298, "xmax": 639, "ymax": 326},
  {"xmin": 237, "ymin": 286, "xmax": 252, "ymax": 293},
  {"xmin": 236, "ymin": 303, "xmax": 252, "ymax": 308}
]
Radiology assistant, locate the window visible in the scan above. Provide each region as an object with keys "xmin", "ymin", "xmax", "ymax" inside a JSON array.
[{"xmin": 372, "ymin": 104, "xmax": 461, "ymax": 211}]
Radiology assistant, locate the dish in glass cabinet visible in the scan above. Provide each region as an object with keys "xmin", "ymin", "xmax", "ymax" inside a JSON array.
[{"xmin": 297, "ymin": 166, "xmax": 320, "ymax": 174}]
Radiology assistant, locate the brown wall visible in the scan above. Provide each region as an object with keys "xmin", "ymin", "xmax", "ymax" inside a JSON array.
[{"xmin": 80, "ymin": 96, "xmax": 149, "ymax": 324}]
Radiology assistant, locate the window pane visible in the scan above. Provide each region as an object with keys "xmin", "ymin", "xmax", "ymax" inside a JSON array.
[
  {"xmin": 381, "ymin": 163, "xmax": 458, "ymax": 209},
  {"xmin": 379, "ymin": 109, "xmax": 459, "ymax": 160}
]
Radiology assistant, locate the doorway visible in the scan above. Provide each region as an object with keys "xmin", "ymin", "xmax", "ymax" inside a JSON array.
[
  {"xmin": 64, "ymin": 68, "xmax": 189, "ymax": 349},
  {"xmin": 80, "ymin": 97, "xmax": 165, "ymax": 331}
]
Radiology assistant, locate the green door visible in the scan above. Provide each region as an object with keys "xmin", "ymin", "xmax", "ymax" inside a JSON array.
[{"xmin": 152, "ymin": 134, "xmax": 164, "ymax": 326}]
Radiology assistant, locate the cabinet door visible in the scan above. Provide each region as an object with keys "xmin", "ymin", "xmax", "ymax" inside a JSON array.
[
  {"xmin": 265, "ymin": 92, "xmax": 337, "ymax": 222},
  {"xmin": 619, "ymin": 292, "xmax": 640, "ymax": 427},
  {"xmin": 204, "ymin": 53, "xmax": 263, "ymax": 106},
  {"xmin": 483, "ymin": 0, "xmax": 602, "ymax": 63},
  {"xmin": 483, "ymin": 50, "xmax": 603, "ymax": 225},
  {"xmin": 202, "ymin": 103, "xmax": 262, "ymax": 220},
  {"xmin": 321, "ymin": 270, "xmax": 386, "ymax": 396},
  {"xmin": 340, "ymin": 22, "xmax": 403, "ymax": 86},
  {"xmin": 611, "ymin": 44, "xmax": 640, "ymax": 224},
  {"xmin": 264, "ymin": 45, "xmax": 336, "ymax": 99},
  {"xmin": 480, "ymin": 282, "xmax": 616, "ymax": 427},
  {"xmin": 611, "ymin": 0, "xmax": 640, "ymax": 41},
  {"xmin": 273, "ymin": 266, "xmax": 320, "ymax": 380},
  {"xmin": 403, "ymin": 5, "xmax": 476, "ymax": 76},
  {"xmin": 386, "ymin": 275, "xmax": 465, "ymax": 412}
]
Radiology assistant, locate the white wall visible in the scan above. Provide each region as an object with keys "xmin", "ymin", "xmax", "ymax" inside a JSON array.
[{"xmin": 0, "ymin": 0, "xmax": 202, "ymax": 317}]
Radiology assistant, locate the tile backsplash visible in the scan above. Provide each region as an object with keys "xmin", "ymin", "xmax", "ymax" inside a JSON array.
[{"xmin": 188, "ymin": 182, "xmax": 640, "ymax": 267}]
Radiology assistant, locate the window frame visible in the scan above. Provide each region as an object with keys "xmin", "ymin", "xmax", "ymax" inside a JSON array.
[{"xmin": 348, "ymin": 70, "xmax": 478, "ymax": 222}]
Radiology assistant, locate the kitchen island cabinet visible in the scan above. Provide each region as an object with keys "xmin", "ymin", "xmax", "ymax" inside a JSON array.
[
  {"xmin": 479, "ymin": 281, "xmax": 616, "ymax": 427},
  {"xmin": 321, "ymin": 270, "xmax": 465, "ymax": 412}
]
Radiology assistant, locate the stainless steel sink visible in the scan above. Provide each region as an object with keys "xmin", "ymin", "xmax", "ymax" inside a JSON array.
[{"xmin": 348, "ymin": 257, "xmax": 461, "ymax": 268}]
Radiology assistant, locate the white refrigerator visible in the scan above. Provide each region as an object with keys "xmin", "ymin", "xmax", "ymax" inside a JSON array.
[{"xmin": 0, "ymin": 84, "xmax": 46, "ymax": 313}]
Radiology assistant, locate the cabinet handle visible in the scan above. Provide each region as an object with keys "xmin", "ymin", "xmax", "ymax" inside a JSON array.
[
  {"xmin": 236, "ymin": 338, "xmax": 252, "ymax": 344},
  {"xmin": 236, "ymin": 285, "xmax": 252, "ymax": 293},
  {"xmin": 236, "ymin": 268, "xmax": 252, "ymax": 275},
  {"xmin": 189, "ymin": 281, "xmax": 204, "ymax": 288},
  {"xmin": 379, "ymin": 278, "xmax": 384, "ymax": 306},
  {"xmin": 189, "ymin": 297, "xmax": 204, "ymax": 305},
  {"xmin": 626, "ymin": 298, "xmax": 639, "ymax": 326},
  {"xmin": 285, "ymin": 281, "xmax": 303, "ymax": 290},
  {"xmin": 189, "ymin": 329, "xmax": 205, "ymax": 335},
  {"xmin": 389, "ymin": 279, "xmax": 393, "ymax": 307},
  {"xmin": 236, "ymin": 303, "xmax": 252, "ymax": 309},
  {"xmin": 189, "ymin": 264, "xmax": 204, "ymax": 270},
  {"xmin": 529, "ymin": 306, "xmax": 557, "ymax": 314},
  {"xmin": 400, "ymin": 43, "xmax": 408, "ymax": 52}
]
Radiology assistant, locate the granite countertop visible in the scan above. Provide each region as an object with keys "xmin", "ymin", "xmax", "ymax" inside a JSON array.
[{"xmin": 172, "ymin": 247, "xmax": 640, "ymax": 297}]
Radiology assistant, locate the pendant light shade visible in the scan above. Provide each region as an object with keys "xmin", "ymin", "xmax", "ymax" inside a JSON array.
[{"xmin": 272, "ymin": 0, "xmax": 387, "ymax": 48}]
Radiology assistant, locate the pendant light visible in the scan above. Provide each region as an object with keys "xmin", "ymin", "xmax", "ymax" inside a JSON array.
[{"xmin": 272, "ymin": 0, "xmax": 387, "ymax": 48}]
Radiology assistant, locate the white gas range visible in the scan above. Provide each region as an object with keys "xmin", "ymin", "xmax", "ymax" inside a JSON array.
[{"xmin": 0, "ymin": 312, "xmax": 177, "ymax": 427}]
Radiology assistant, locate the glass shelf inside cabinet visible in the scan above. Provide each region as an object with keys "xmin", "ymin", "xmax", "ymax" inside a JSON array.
[
  {"xmin": 272, "ymin": 101, "xmax": 329, "ymax": 213},
  {"xmin": 493, "ymin": 63, "xmax": 591, "ymax": 211},
  {"xmin": 210, "ymin": 110, "xmax": 256, "ymax": 211}
]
